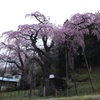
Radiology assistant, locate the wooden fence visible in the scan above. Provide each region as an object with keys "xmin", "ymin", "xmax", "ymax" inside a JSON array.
[
  {"xmin": 0, "ymin": 90, "xmax": 35, "ymax": 100},
  {"xmin": 0, "ymin": 88, "xmax": 100, "ymax": 100}
]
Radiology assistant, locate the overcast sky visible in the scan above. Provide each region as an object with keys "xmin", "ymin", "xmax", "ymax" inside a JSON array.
[{"xmin": 0, "ymin": 0, "xmax": 100, "ymax": 35}]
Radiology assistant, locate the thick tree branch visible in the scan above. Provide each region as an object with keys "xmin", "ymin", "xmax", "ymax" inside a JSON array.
[{"xmin": 0, "ymin": 58, "xmax": 23, "ymax": 70}]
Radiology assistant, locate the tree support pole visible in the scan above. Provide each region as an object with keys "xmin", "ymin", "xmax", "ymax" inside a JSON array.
[
  {"xmin": 83, "ymin": 51, "xmax": 95, "ymax": 93},
  {"xmin": 65, "ymin": 42, "xmax": 69, "ymax": 96}
]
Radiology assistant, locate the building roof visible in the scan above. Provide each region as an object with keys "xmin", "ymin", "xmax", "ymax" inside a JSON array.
[
  {"xmin": 49, "ymin": 74, "xmax": 55, "ymax": 78},
  {"xmin": 0, "ymin": 77, "xmax": 19, "ymax": 83}
]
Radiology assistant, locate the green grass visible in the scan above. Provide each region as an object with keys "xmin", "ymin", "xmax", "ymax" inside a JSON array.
[
  {"xmin": 2, "ymin": 93, "xmax": 100, "ymax": 100},
  {"xmin": 67, "ymin": 67, "xmax": 100, "ymax": 95},
  {"xmin": 43, "ymin": 94, "xmax": 100, "ymax": 100},
  {"xmin": 1, "ymin": 67, "xmax": 100, "ymax": 100}
]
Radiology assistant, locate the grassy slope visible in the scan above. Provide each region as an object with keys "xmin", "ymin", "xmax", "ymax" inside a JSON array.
[
  {"xmin": 35, "ymin": 67, "xmax": 100, "ymax": 99},
  {"xmin": 44, "ymin": 94, "xmax": 100, "ymax": 100},
  {"xmin": 67, "ymin": 67, "xmax": 100, "ymax": 95},
  {"xmin": 44, "ymin": 67, "xmax": 100, "ymax": 100},
  {"xmin": 2, "ymin": 67, "xmax": 100, "ymax": 100}
]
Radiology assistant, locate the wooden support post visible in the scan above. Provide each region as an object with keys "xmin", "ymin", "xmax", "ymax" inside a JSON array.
[
  {"xmin": 0, "ymin": 93, "xmax": 2, "ymax": 100},
  {"xmin": 43, "ymin": 86, "xmax": 46, "ymax": 97},
  {"xmin": 20, "ymin": 96, "xmax": 22, "ymax": 100},
  {"xmin": 32, "ymin": 90, "xmax": 34, "ymax": 99},
  {"xmin": 55, "ymin": 89, "xmax": 57, "ymax": 97},
  {"xmin": 20, "ymin": 91, "xmax": 22, "ymax": 100},
  {"xmin": 9, "ymin": 93, "xmax": 12, "ymax": 100}
]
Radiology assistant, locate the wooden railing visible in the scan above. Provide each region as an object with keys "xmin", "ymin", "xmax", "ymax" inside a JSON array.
[{"xmin": 0, "ymin": 90, "xmax": 35, "ymax": 100}]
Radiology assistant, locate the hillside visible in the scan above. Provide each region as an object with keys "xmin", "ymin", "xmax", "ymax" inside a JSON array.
[{"xmin": 64, "ymin": 66, "xmax": 100, "ymax": 96}]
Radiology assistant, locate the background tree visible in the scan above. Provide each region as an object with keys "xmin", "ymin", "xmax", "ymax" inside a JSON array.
[{"xmin": 0, "ymin": 34, "xmax": 37, "ymax": 90}]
